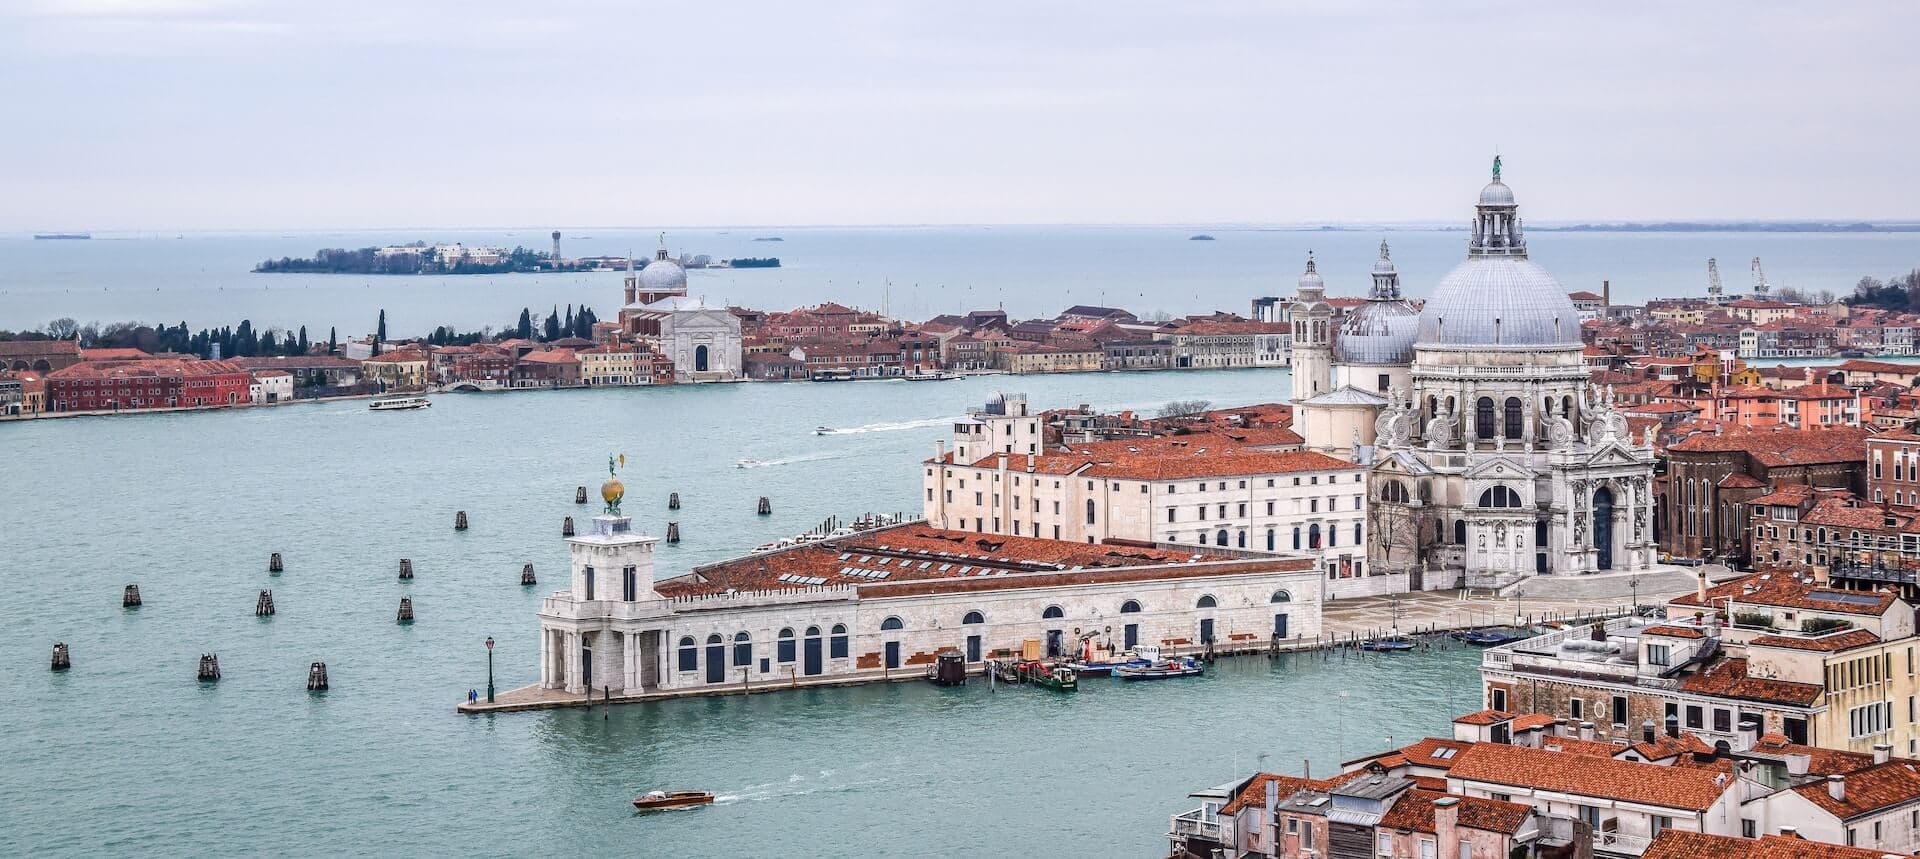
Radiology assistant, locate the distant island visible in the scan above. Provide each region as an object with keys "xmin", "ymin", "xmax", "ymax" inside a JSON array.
[
  {"xmin": 255, "ymin": 242, "xmax": 593, "ymax": 275},
  {"xmin": 1189, "ymin": 234, "xmax": 1216, "ymax": 241},
  {"xmin": 727, "ymin": 257, "xmax": 781, "ymax": 268},
  {"xmin": 753, "ymin": 237, "xmax": 784, "ymax": 242},
  {"xmin": 1535, "ymin": 222, "xmax": 1920, "ymax": 233}
]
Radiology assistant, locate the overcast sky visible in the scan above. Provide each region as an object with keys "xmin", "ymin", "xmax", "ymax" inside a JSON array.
[{"xmin": 4, "ymin": 0, "xmax": 1915, "ymax": 231}]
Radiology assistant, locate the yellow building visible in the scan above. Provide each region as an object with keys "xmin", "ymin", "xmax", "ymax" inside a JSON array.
[
  {"xmin": 360, "ymin": 348, "xmax": 430, "ymax": 390},
  {"xmin": 578, "ymin": 345, "xmax": 646, "ymax": 386},
  {"xmin": 998, "ymin": 343, "xmax": 1103, "ymax": 374}
]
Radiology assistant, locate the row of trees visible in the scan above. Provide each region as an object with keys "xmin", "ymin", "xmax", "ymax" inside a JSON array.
[
  {"xmin": 1845, "ymin": 270, "xmax": 1920, "ymax": 311},
  {"xmin": 0, "ymin": 317, "xmax": 336, "ymax": 359}
]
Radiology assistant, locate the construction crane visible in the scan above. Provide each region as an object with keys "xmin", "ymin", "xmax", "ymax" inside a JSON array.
[
  {"xmin": 1751, "ymin": 257, "xmax": 1770, "ymax": 297},
  {"xmin": 1707, "ymin": 258, "xmax": 1723, "ymax": 303}
]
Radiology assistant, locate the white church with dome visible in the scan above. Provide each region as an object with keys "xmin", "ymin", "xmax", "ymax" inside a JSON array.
[
  {"xmin": 617, "ymin": 242, "xmax": 742, "ymax": 383},
  {"xmin": 1288, "ymin": 160, "xmax": 1658, "ymax": 590}
]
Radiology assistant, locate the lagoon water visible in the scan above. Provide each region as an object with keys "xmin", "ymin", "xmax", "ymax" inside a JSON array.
[
  {"xmin": 5, "ymin": 226, "xmax": 1919, "ymax": 338},
  {"xmin": 0, "ymin": 370, "xmax": 1491, "ymax": 857}
]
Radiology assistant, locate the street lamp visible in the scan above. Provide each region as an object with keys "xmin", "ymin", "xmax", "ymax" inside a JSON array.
[{"xmin": 485, "ymin": 636, "xmax": 496, "ymax": 704}]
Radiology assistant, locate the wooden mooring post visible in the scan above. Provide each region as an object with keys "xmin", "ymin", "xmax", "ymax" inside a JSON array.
[
  {"xmin": 757, "ymin": 496, "xmax": 772, "ymax": 515},
  {"xmin": 575, "ymin": 485, "xmax": 588, "ymax": 504},
  {"xmin": 399, "ymin": 558, "xmax": 413, "ymax": 580},
  {"xmin": 397, "ymin": 597, "xmax": 414, "ymax": 624},
  {"xmin": 454, "ymin": 511, "xmax": 468, "ymax": 531},
  {"xmin": 668, "ymin": 492, "xmax": 680, "ymax": 510},
  {"xmin": 197, "ymin": 653, "xmax": 221, "ymax": 682},
  {"xmin": 255, "ymin": 589, "xmax": 276, "ymax": 617},
  {"xmin": 307, "ymin": 662, "xmax": 329, "ymax": 691},
  {"xmin": 562, "ymin": 516, "xmax": 575, "ymax": 537},
  {"xmin": 268, "ymin": 552, "xmax": 283, "ymax": 573},
  {"xmin": 520, "ymin": 564, "xmax": 537, "ymax": 586},
  {"xmin": 666, "ymin": 522, "xmax": 680, "ymax": 543},
  {"xmin": 123, "ymin": 584, "xmax": 142, "ymax": 607},
  {"xmin": 51, "ymin": 643, "xmax": 70, "ymax": 671}
]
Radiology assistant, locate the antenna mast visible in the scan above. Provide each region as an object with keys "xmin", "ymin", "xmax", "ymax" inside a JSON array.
[
  {"xmin": 1751, "ymin": 257, "xmax": 1770, "ymax": 298},
  {"xmin": 1706, "ymin": 258, "xmax": 1723, "ymax": 304}
]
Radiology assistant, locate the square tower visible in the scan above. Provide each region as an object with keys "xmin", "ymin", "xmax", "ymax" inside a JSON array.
[{"xmin": 566, "ymin": 514, "xmax": 658, "ymax": 603}]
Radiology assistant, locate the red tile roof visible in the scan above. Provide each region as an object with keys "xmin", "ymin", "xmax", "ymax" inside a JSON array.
[
  {"xmin": 1677, "ymin": 657, "xmax": 1823, "ymax": 707},
  {"xmin": 654, "ymin": 523, "xmax": 1311, "ymax": 598},
  {"xmin": 1643, "ymin": 830, "xmax": 1898, "ymax": 859},
  {"xmin": 1644, "ymin": 625, "xmax": 1708, "ymax": 639},
  {"xmin": 1451, "ymin": 710, "xmax": 1513, "ymax": 726},
  {"xmin": 1377, "ymin": 789, "xmax": 1531, "ymax": 835},
  {"xmin": 1791, "ymin": 760, "xmax": 1920, "ymax": 820},
  {"xmin": 1447, "ymin": 742, "xmax": 1733, "ymax": 811},
  {"xmin": 1669, "ymin": 573, "xmax": 1897, "ymax": 616},
  {"xmin": 1749, "ymin": 734, "xmax": 1875, "ymax": 776},
  {"xmin": 1666, "ymin": 425, "xmax": 1872, "ymax": 467},
  {"xmin": 1749, "ymin": 629, "xmax": 1881, "ymax": 652},
  {"xmin": 1220, "ymin": 773, "xmax": 1333, "ymax": 815}
]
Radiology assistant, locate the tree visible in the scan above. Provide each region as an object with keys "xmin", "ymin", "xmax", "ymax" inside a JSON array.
[
  {"xmin": 1157, "ymin": 399, "xmax": 1213, "ymax": 420},
  {"xmin": 295, "ymin": 325, "xmax": 309, "ymax": 356},
  {"xmin": 327, "ymin": 326, "xmax": 337, "ymax": 355},
  {"xmin": 45, "ymin": 318, "xmax": 79, "ymax": 340},
  {"xmin": 516, "ymin": 308, "xmax": 533, "ymax": 340},
  {"xmin": 375, "ymin": 309, "xmax": 388, "ymax": 351},
  {"xmin": 543, "ymin": 306, "xmax": 561, "ymax": 342}
]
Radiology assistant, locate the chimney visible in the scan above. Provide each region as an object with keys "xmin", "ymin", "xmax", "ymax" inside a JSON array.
[
  {"xmin": 1875, "ymin": 743, "xmax": 1892, "ymax": 765},
  {"xmin": 1580, "ymin": 721, "xmax": 1595, "ymax": 741},
  {"xmin": 1025, "ymin": 453, "xmax": 1035, "ymax": 473},
  {"xmin": 1602, "ymin": 280, "xmax": 1611, "ymax": 307},
  {"xmin": 1828, "ymin": 774, "xmax": 1846, "ymax": 802},
  {"xmin": 1665, "ymin": 714, "xmax": 1680, "ymax": 739},
  {"xmin": 1641, "ymin": 720, "xmax": 1656, "ymax": 744},
  {"xmin": 936, "ymin": 439, "xmax": 946, "ymax": 462},
  {"xmin": 1736, "ymin": 718, "xmax": 1761, "ymax": 752},
  {"xmin": 1697, "ymin": 570, "xmax": 1709, "ymax": 605},
  {"xmin": 995, "ymin": 452, "xmax": 1009, "ymax": 472},
  {"xmin": 1779, "ymin": 825, "xmax": 1799, "ymax": 839},
  {"xmin": 1553, "ymin": 718, "xmax": 1569, "ymax": 738},
  {"xmin": 1786, "ymin": 752, "xmax": 1811, "ymax": 777},
  {"xmin": 1265, "ymin": 777, "xmax": 1279, "ymax": 819},
  {"xmin": 1432, "ymin": 796, "xmax": 1459, "ymax": 838}
]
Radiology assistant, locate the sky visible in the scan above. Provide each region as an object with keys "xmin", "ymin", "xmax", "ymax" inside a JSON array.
[{"xmin": 3, "ymin": 0, "xmax": 1916, "ymax": 231}]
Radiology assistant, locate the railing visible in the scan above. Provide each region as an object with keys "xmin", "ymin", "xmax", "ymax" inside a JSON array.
[
  {"xmin": 1168, "ymin": 807, "xmax": 1225, "ymax": 842},
  {"xmin": 1594, "ymin": 829, "xmax": 1653, "ymax": 856}
]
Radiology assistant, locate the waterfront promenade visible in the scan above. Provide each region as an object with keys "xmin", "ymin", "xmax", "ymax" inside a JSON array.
[{"xmin": 459, "ymin": 567, "xmax": 1733, "ymax": 714}]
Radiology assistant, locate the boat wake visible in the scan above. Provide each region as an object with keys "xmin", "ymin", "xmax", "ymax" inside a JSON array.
[
  {"xmin": 721, "ymin": 772, "xmax": 890, "ymax": 803},
  {"xmin": 814, "ymin": 416, "xmax": 956, "ymax": 436},
  {"xmin": 735, "ymin": 450, "xmax": 854, "ymax": 469}
]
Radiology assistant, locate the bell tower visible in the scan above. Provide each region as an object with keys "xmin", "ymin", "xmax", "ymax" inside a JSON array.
[{"xmin": 1289, "ymin": 253, "xmax": 1333, "ymax": 403}]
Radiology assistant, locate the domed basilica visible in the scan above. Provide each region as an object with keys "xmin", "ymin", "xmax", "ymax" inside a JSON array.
[{"xmin": 1288, "ymin": 161, "xmax": 1657, "ymax": 588}]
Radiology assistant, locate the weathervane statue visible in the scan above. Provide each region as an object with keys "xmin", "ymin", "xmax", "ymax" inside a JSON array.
[
  {"xmin": 1492, "ymin": 154, "xmax": 1502, "ymax": 181},
  {"xmin": 601, "ymin": 453, "xmax": 626, "ymax": 515}
]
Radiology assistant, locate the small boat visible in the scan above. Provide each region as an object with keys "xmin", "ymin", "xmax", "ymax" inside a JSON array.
[
  {"xmin": 1451, "ymin": 628, "xmax": 1529, "ymax": 647},
  {"xmin": 1359, "ymin": 637, "xmax": 1416, "ymax": 652},
  {"xmin": 903, "ymin": 372, "xmax": 957, "ymax": 382},
  {"xmin": 814, "ymin": 426, "xmax": 835, "ymax": 435},
  {"xmin": 1116, "ymin": 656, "xmax": 1204, "ymax": 681},
  {"xmin": 369, "ymin": 395, "xmax": 430, "ymax": 411},
  {"xmin": 632, "ymin": 789, "xmax": 715, "ymax": 811}
]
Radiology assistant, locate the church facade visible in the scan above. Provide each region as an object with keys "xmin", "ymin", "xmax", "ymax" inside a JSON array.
[
  {"xmin": 1289, "ymin": 162, "xmax": 1659, "ymax": 590},
  {"xmin": 616, "ymin": 243, "xmax": 743, "ymax": 382}
]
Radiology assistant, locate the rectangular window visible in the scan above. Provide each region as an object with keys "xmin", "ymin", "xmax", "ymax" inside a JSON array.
[
  {"xmin": 677, "ymin": 645, "xmax": 697, "ymax": 672},
  {"xmin": 1378, "ymin": 832, "xmax": 1392, "ymax": 857},
  {"xmin": 1648, "ymin": 644, "xmax": 1671, "ymax": 666},
  {"xmin": 1612, "ymin": 695, "xmax": 1628, "ymax": 726},
  {"xmin": 583, "ymin": 566, "xmax": 595, "ymax": 601},
  {"xmin": 778, "ymin": 637, "xmax": 795, "ymax": 663},
  {"xmin": 622, "ymin": 566, "xmax": 638, "ymax": 601},
  {"xmin": 1168, "ymin": 508, "xmax": 1177, "ymax": 523},
  {"xmin": 1570, "ymin": 698, "xmax": 1583, "ymax": 720},
  {"xmin": 1685, "ymin": 705, "xmax": 1703, "ymax": 729}
]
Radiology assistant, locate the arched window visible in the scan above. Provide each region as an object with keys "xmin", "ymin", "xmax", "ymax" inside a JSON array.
[
  {"xmin": 1382, "ymin": 482, "xmax": 1409, "ymax": 503},
  {"xmin": 1292, "ymin": 526, "xmax": 1302, "ymax": 550},
  {"xmin": 880, "ymin": 616, "xmax": 904, "ymax": 631},
  {"xmin": 1534, "ymin": 520, "xmax": 1548, "ymax": 547},
  {"xmin": 1445, "ymin": 396, "xmax": 1456, "ymax": 415},
  {"xmin": 1478, "ymin": 486, "xmax": 1521, "ymax": 508},
  {"xmin": 1543, "ymin": 396, "xmax": 1554, "ymax": 415},
  {"xmin": 777, "ymin": 628, "xmax": 796, "ymax": 663},
  {"xmin": 1266, "ymin": 528, "xmax": 1276, "ymax": 551},
  {"xmin": 1236, "ymin": 531, "xmax": 1246, "ymax": 548},
  {"xmin": 694, "ymin": 344, "xmax": 710, "ymax": 372},
  {"xmin": 1215, "ymin": 529, "xmax": 1229, "ymax": 546},
  {"xmin": 1309, "ymin": 524, "xmax": 1322, "ymax": 549},
  {"xmin": 1271, "ymin": 590, "xmax": 1292, "ymax": 603},
  {"xmin": 1086, "ymin": 499, "xmax": 1097, "ymax": 525},
  {"xmin": 1120, "ymin": 600, "xmax": 1142, "ymax": 614},
  {"xmin": 707, "ymin": 633, "xmax": 723, "ymax": 644},
  {"xmin": 1427, "ymin": 396, "xmax": 1438, "ymax": 419},
  {"xmin": 962, "ymin": 611, "xmax": 985, "ymax": 625},
  {"xmin": 733, "ymin": 631, "xmax": 752, "ymax": 666},
  {"xmin": 1563, "ymin": 395, "xmax": 1574, "ymax": 417},
  {"xmin": 1354, "ymin": 522, "xmax": 1362, "ymax": 544},
  {"xmin": 1504, "ymin": 397, "xmax": 1522, "ymax": 439},
  {"xmin": 1476, "ymin": 398, "xmax": 1495, "ymax": 439},
  {"xmin": 1042, "ymin": 605, "xmax": 1065, "ymax": 619},
  {"xmin": 1197, "ymin": 594, "xmax": 1217, "ymax": 609},
  {"xmin": 1454, "ymin": 519, "xmax": 1466, "ymax": 544},
  {"xmin": 829, "ymin": 623, "xmax": 849, "ymax": 659},
  {"xmin": 677, "ymin": 636, "xmax": 697, "ymax": 672},
  {"xmin": 805, "ymin": 625, "xmax": 821, "ymax": 637}
]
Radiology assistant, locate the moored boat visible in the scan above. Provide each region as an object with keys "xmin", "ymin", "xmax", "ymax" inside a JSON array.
[
  {"xmin": 1359, "ymin": 636, "xmax": 1416, "ymax": 652},
  {"xmin": 1115, "ymin": 656, "xmax": 1204, "ymax": 681},
  {"xmin": 632, "ymin": 789, "xmax": 715, "ymax": 811},
  {"xmin": 369, "ymin": 395, "xmax": 430, "ymax": 411}
]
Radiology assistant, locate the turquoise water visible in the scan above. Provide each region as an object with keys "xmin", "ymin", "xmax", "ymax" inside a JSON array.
[
  {"xmin": 0, "ymin": 371, "xmax": 1486, "ymax": 857},
  {"xmin": 5, "ymin": 227, "xmax": 1917, "ymax": 337}
]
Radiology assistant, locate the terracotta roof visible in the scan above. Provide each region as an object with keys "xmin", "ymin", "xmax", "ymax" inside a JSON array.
[
  {"xmin": 960, "ymin": 436, "xmax": 1350, "ymax": 482},
  {"xmin": 1347, "ymin": 738, "xmax": 1472, "ymax": 771},
  {"xmin": 1644, "ymin": 625, "xmax": 1709, "ymax": 639},
  {"xmin": 1447, "ymin": 742, "xmax": 1732, "ymax": 811},
  {"xmin": 1750, "ymin": 629, "xmax": 1882, "ymax": 653},
  {"xmin": 1751, "ymin": 484, "xmax": 1818, "ymax": 506},
  {"xmin": 1792, "ymin": 760, "xmax": 1920, "ymax": 820},
  {"xmin": 1666, "ymin": 425, "xmax": 1871, "ymax": 467},
  {"xmin": 1803, "ymin": 497, "xmax": 1908, "ymax": 531},
  {"xmin": 363, "ymin": 348, "xmax": 427, "ymax": 364},
  {"xmin": 1220, "ymin": 773, "xmax": 1333, "ymax": 815},
  {"xmin": 517, "ymin": 349, "xmax": 578, "ymax": 364},
  {"xmin": 1376, "ymin": 789, "xmax": 1531, "ymax": 835},
  {"xmin": 1451, "ymin": 710, "xmax": 1513, "ymax": 726},
  {"xmin": 1749, "ymin": 734, "xmax": 1875, "ymax": 776},
  {"xmin": 1677, "ymin": 657, "xmax": 1823, "ymax": 707},
  {"xmin": 1716, "ymin": 473, "xmax": 1767, "ymax": 489},
  {"xmin": 1836, "ymin": 359, "xmax": 1920, "ymax": 375},
  {"xmin": 45, "ymin": 357, "xmax": 248, "ymax": 380},
  {"xmin": 1671, "ymin": 573, "xmax": 1897, "ymax": 616},
  {"xmin": 1623, "ymin": 733, "xmax": 1714, "ymax": 762},
  {"xmin": 653, "ymin": 522, "xmax": 1311, "ymax": 599},
  {"xmin": 1643, "ymin": 830, "xmax": 1898, "ymax": 859},
  {"xmin": 1536, "ymin": 736, "xmax": 1622, "ymax": 758},
  {"xmin": 0, "ymin": 340, "xmax": 79, "ymax": 357},
  {"xmin": 1509, "ymin": 714, "xmax": 1555, "ymax": 732}
]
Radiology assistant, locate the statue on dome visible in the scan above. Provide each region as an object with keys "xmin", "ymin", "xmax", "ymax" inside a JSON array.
[{"xmin": 1492, "ymin": 154, "xmax": 1502, "ymax": 181}]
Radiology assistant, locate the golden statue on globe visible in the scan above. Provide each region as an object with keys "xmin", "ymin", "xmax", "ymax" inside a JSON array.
[{"xmin": 602, "ymin": 453, "xmax": 626, "ymax": 515}]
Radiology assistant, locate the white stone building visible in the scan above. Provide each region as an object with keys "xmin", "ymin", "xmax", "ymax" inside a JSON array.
[
  {"xmin": 922, "ymin": 393, "xmax": 1402, "ymax": 599},
  {"xmin": 615, "ymin": 242, "xmax": 743, "ymax": 382},
  {"xmin": 1286, "ymin": 161, "xmax": 1660, "ymax": 589},
  {"xmin": 536, "ymin": 501, "xmax": 1323, "ymax": 697}
]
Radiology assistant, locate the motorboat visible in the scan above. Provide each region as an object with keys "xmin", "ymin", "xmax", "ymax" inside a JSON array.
[
  {"xmin": 1451, "ymin": 628, "xmax": 1529, "ymax": 647},
  {"xmin": 369, "ymin": 395, "xmax": 430, "ymax": 411},
  {"xmin": 814, "ymin": 426, "xmax": 835, "ymax": 435},
  {"xmin": 1115, "ymin": 656, "xmax": 1204, "ymax": 681},
  {"xmin": 903, "ymin": 372, "xmax": 957, "ymax": 382},
  {"xmin": 1359, "ymin": 636, "xmax": 1416, "ymax": 653},
  {"xmin": 632, "ymin": 789, "xmax": 715, "ymax": 811}
]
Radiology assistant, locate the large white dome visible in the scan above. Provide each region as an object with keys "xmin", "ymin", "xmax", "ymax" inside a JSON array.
[
  {"xmin": 639, "ymin": 257, "xmax": 687, "ymax": 292},
  {"xmin": 1415, "ymin": 257, "xmax": 1580, "ymax": 348}
]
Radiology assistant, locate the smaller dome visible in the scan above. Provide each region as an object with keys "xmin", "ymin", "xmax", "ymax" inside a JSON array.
[
  {"xmin": 1478, "ymin": 180, "xmax": 1515, "ymax": 206},
  {"xmin": 1297, "ymin": 256, "xmax": 1324, "ymax": 292},
  {"xmin": 639, "ymin": 257, "xmax": 687, "ymax": 292}
]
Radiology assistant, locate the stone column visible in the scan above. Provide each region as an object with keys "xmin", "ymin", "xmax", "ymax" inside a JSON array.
[{"xmin": 539, "ymin": 627, "xmax": 552, "ymax": 688}]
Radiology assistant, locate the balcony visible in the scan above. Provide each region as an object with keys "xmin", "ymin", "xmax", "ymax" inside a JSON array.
[
  {"xmin": 1168, "ymin": 807, "xmax": 1226, "ymax": 843},
  {"xmin": 1594, "ymin": 829, "xmax": 1653, "ymax": 857}
]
